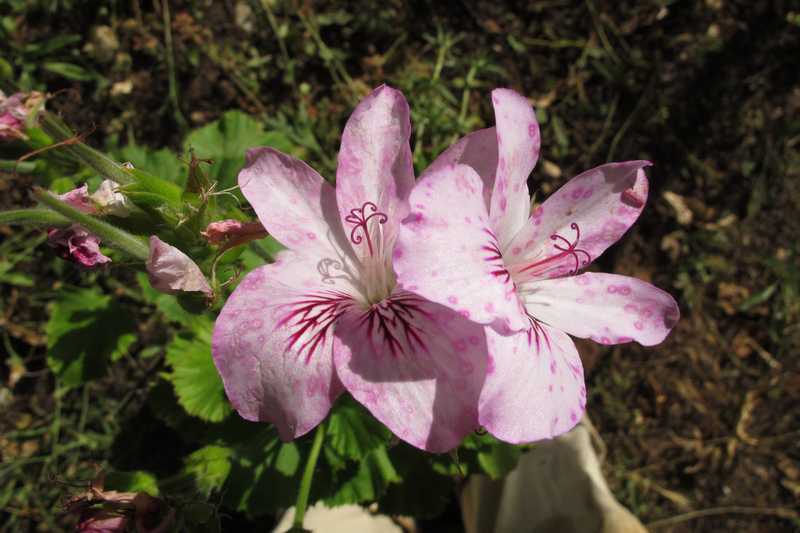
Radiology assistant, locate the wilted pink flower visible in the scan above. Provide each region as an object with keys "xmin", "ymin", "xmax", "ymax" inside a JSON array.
[
  {"xmin": 201, "ymin": 219, "xmax": 267, "ymax": 246},
  {"xmin": 58, "ymin": 184, "xmax": 97, "ymax": 214},
  {"xmin": 0, "ymin": 90, "xmax": 44, "ymax": 140},
  {"xmin": 213, "ymin": 86, "xmax": 492, "ymax": 452},
  {"xmin": 48, "ymin": 224, "xmax": 111, "ymax": 268},
  {"xmin": 146, "ymin": 236, "xmax": 212, "ymax": 297},
  {"xmin": 77, "ymin": 512, "xmax": 128, "ymax": 533},
  {"xmin": 91, "ymin": 180, "xmax": 131, "ymax": 217},
  {"xmin": 394, "ymin": 89, "xmax": 680, "ymax": 442}
]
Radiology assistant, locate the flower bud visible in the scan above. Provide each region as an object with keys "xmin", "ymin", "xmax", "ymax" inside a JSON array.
[{"xmin": 146, "ymin": 236, "xmax": 212, "ymax": 297}]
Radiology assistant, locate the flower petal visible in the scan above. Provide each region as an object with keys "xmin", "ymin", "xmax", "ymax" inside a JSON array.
[
  {"xmin": 488, "ymin": 89, "xmax": 540, "ymax": 248},
  {"xmin": 212, "ymin": 252, "xmax": 357, "ymax": 440},
  {"xmin": 422, "ymin": 127, "xmax": 498, "ymax": 209},
  {"xmin": 333, "ymin": 291, "xmax": 486, "ymax": 452},
  {"xmin": 520, "ymin": 272, "xmax": 680, "ymax": 346},
  {"xmin": 479, "ymin": 322, "xmax": 586, "ymax": 443},
  {"xmin": 506, "ymin": 161, "xmax": 651, "ymax": 279},
  {"xmin": 238, "ymin": 147, "xmax": 348, "ymax": 255},
  {"xmin": 336, "ymin": 85, "xmax": 415, "ymax": 260},
  {"xmin": 394, "ymin": 163, "xmax": 529, "ymax": 333},
  {"xmin": 146, "ymin": 236, "xmax": 212, "ymax": 297}
]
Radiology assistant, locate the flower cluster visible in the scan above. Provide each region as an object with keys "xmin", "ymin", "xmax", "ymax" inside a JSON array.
[{"xmin": 213, "ymin": 86, "xmax": 680, "ymax": 452}]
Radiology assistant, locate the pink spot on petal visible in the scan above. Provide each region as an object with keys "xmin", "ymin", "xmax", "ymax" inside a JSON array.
[
  {"xmin": 634, "ymin": 321, "xmax": 644, "ymax": 330},
  {"xmin": 447, "ymin": 295, "xmax": 458, "ymax": 304},
  {"xmin": 528, "ymin": 123, "xmax": 538, "ymax": 137}
]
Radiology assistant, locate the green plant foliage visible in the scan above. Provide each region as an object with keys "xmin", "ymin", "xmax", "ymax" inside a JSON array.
[
  {"xmin": 183, "ymin": 111, "xmax": 294, "ymax": 188},
  {"xmin": 116, "ymin": 145, "xmax": 188, "ymax": 187},
  {"xmin": 324, "ymin": 396, "xmax": 392, "ymax": 463},
  {"xmin": 378, "ymin": 444, "xmax": 454, "ymax": 519},
  {"xmin": 182, "ymin": 445, "xmax": 233, "ymax": 498},
  {"xmin": 325, "ymin": 446, "xmax": 400, "ymax": 505},
  {"xmin": 165, "ymin": 319, "xmax": 231, "ymax": 423},
  {"xmin": 220, "ymin": 427, "xmax": 303, "ymax": 516},
  {"xmin": 46, "ymin": 287, "xmax": 136, "ymax": 387},
  {"xmin": 104, "ymin": 470, "xmax": 160, "ymax": 496}
]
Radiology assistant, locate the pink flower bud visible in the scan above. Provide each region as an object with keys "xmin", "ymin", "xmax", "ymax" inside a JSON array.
[
  {"xmin": 146, "ymin": 236, "xmax": 212, "ymax": 297},
  {"xmin": 201, "ymin": 219, "xmax": 267, "ymax": 246},
  {"xmin": 47, "ymin": 224, "xmax": 111, "ymax": 268}
]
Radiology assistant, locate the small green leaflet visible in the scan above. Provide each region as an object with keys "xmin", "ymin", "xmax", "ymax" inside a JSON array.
[
  {"xmin": 165, "ymin": 319, "xmax": 231, "ymax": 423},
  {"xmin": 46, "ymin": 287, "xmax": 136, "ymax": 387}
]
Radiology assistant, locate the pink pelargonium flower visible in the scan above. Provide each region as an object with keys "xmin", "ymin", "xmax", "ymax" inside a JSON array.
[
  {"xmin": 0, "ymin": 90, "xmax": 44, "ymax": 140},
  {"xmin": 394, "ymin": 88, "xmax": 680, "ymax": 443},
  {"xmin": 47, "ymin": 224, "xmax": 111, "ymax": 268},
  {"xmin": 212, "ymin": 85, "xmax": 493, "ymax": 452}
]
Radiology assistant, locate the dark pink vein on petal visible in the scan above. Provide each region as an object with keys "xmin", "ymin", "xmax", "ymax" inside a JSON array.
[
  {"xmin": 357, "ymin": 293, "xmax": 432, "ymax": 358},
  {"xmin": 481, "ymin": 228, "xmax": 511, "ymax": 283},
  {"xmin": 277, "ymin": 291, "xmax": 353, "ymax": 364}
]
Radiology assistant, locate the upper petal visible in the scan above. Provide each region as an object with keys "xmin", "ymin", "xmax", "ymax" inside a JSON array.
[
  {"xmin": 394, "ymin": 163, "xmax": 529, "ymax": 333},
  {"xmin": 238, "ymin": 147, "xmax": 348, "ymax": 256},
  {"xmin": 520, "ymin": 272, "xmax": 680, "ymax": 346},
  {"xmin": 506, "ymin": 161, "xmax": 651, "ymax": 280},
  {"xmin": 422, "ymin": 127, "xmax": 499, "ymax": 209},
  {"xmin": 488, "ymin": 89, "xmax": 540, "ymax": 248},
  {"xmin": 212, "ymin": 251, "xmax": 359, "ymax": 440},
  {"xmin": 479, "ymin": 322, "xmax": 586, "ymax": 443},
  {"xmin": 333, "ymin": 291, "xmax": 487, "ymax": 452},
  {"xmin": 336, "ymin": 85, "xmax": 415, "ymax": 261}
]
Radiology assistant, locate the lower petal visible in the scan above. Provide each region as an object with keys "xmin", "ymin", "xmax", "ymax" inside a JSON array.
[
  {"xmin": 520, "ymin": 272, "xmax": 680, "ymax": 346},
  {"xmin": 212, "ymin": 252, "xmax": 356, "ymax": 440},
  {"xmin": 479, "ymin": 323, "xmax": 586, "ymax": 443},
  {"xmin": 333, "ymin": 291, "xmax": 487, "ymax": 453}
]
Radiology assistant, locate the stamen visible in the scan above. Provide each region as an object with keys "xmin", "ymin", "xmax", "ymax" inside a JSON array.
[
  {"xmin": 516, "ymin": 222, "xmax": 591, "ymax": 278},
  {"xmin": 277, "ymin": 291, "xmax": 352, "ymax": 364},
  {"xmin": 345, "ymin": 201, "xmax": 388, "ymax": 256}
]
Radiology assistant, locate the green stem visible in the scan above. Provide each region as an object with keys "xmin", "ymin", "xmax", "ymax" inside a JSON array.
[
  {"xmin": 38, "ymin": 112, "xmax": 134, "ymax": 185},
  {"xmin": 293, "ymin": 421, "xmax": 326, "ymax": 529},
  {"xmin": 0, "ymin": 208, "xmax": 69, "ymax": 226},
  {"xmin": 34, "ymin": 188, "xmax": 149, "ymax": 261},
  {"xmin": 0, "ymin": 160, "xmax": 36, "ymax": 173}
]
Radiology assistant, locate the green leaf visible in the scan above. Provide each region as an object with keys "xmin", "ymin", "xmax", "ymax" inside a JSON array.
[
  {"xmin": 325, "ymin": 396, "xmax": 391, "ymax": 462},
  {"xmin": 184, "ymin": 111, "xmax": 293, "ymax": 188},
  {"xmin": 182, "ymin": 445, "xmax": 233, "ymax": 497},
  {"xmin": 115, "ymin": 145, "xmax": 188, "ymax": 187},
  {"xmin": 221, "ymin": 426, "xmax": 303, "ymax": 517},
  {"xmin": 46, "ymin": 288, "xmax": 137, "ymax": 387},
  {"xmin": 476, "ymin": 442, "xmax": 521, "ymax": 480},
  {"xmin": 379, "ymin": 444, "xmax": 453, "ymax": 518},
  {"xmin": 104, "ymin": 470, "xmax": 160, "ymax": 496},
  {"xmin": 165, "ymin": 320, "xmax": 231, "ymax": 422},
  {"xmin": 42, "ymin": 61, "xmax": 96, "ymax": 81},
  {"xmin": 137, "ymin": 272, "xmax": 195, "ymax": 325},
  {"xmin": 326, "ymin": 446, "xmax": 400, "ymax": 506}
]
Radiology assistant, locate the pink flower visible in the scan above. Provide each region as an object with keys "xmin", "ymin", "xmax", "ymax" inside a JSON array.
[
  {"xmin": 0, "ymin": 90, "xmax": 44, "ymax": 140},
  {"xmin": 213, "ymin": 86, "xmax": 490, "ymax": 452},
  {"xmin": 146, "ymin": 236, "xmax": 212, "ymax": 297},
  {"xmin": 77, "ymin": 513, "xmax": 128, "ymax": 533},
  {"xmin": 201, "ymin": 219, "xmax": 267, "ymax": 246},
  {"xmin": 58, "ymin": 184, "xmax": 97, "ymax": 214},
  {"xmin": 394, "ymin": 88, "xmax": 680, "ymax": 443},
  {"xmin": 91, "ymin": 180, "xmax": 131, "ymax": 217},
  {"xmin": 47, "ymin": 224, "xmax": 111, "ymax": 268}
]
